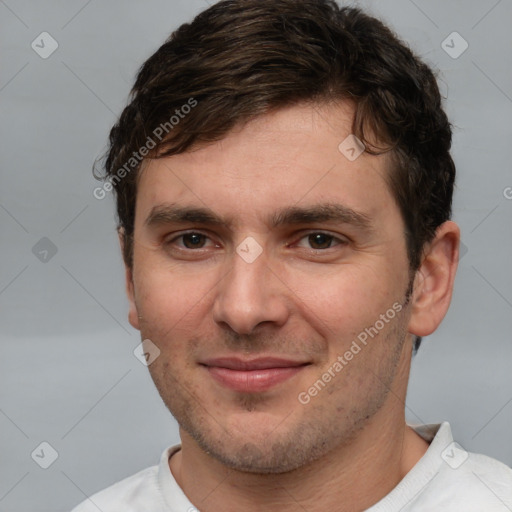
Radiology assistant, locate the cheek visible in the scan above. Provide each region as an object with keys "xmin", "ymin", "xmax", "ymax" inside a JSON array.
[
  {"xmin": 133, "ymin": 262, "xmax": 214, "ymax": 344},
  {"xmin": 134, "ymin": 241, "xmax": 219, "ymax": 308},
  {"xmin": 291, "ymin": 263, "xmax": 399, "ymax": 336},
  {"xmin": 286, "ymin": 267, "xmax": 409, "ymax": 386}
]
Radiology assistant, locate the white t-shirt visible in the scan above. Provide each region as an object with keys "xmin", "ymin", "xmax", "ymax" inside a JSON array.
[{"xmin": 71, "ymin": 422, "xmax": 512, "ymax": 511}]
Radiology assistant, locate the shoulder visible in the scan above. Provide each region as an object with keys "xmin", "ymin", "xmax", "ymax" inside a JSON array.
[
  {"xmin": 465, "ymin": 452, "xmax": 512, "ymax": 494},
  {"xmin": 70, "ymin": 465, "xmax": 162, "ymax": 512},
  {"xmin": 391, "ymin": 422, "xmax": 512, "ymax": 511},
  {"xmin": 421, "ymin": 451, "xmax": 512, "ymax": 509}
]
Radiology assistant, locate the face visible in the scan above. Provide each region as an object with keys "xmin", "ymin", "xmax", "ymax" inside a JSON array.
[{"xmin": 126, "ymin": 101, "xmax": 415, "ymax": 473}]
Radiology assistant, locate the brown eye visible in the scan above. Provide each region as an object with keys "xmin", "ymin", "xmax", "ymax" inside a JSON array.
[
  {"xmin": 293, "ymin": 232, "xmax": 346, "ymax": 251},
  {"xmin": 181, "ymin": 233, "xmax": 208, "ymax": 249},
  {"xmin": 308, "ymin": 233, "xmax": 335, "ymax": 250}
]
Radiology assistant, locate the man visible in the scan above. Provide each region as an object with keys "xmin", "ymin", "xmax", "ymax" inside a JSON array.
[{"xmin": 74, "ymin": 0, "xmax": 512, "ymax": 510}]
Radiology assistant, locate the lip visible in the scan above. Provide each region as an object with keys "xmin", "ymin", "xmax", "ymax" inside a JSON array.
[{"xmin": 200, "ymin": 357, "xmax": 310, "ymax": 393}]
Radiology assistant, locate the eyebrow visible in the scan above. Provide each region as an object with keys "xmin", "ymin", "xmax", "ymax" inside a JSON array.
[{"xmin": 144, "ymin": 202, "xmax": 374, "ymax": 232}]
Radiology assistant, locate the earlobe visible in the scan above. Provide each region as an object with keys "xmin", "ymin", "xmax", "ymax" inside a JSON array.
[
  {"xmin": 408, "ymin": 221, "xmax": 460, "ymax": 337},
  {"xmin": 118, "ymin": 229, "xmax": 140, "ymax": 331}
]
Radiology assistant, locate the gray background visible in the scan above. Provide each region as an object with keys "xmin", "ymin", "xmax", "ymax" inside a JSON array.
[{"xmin": 1, "ymin": 0, "xmax": 511, "ymax": 510}]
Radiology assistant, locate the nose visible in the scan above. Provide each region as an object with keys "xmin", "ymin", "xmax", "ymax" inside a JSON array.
[{"xmin": 212, "ymin": 243, "xmax": 290, "ymax": 335}]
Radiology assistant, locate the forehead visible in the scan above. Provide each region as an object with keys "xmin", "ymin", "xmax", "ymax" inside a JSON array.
[{"xmin": 135, "ymin": 102, "xmax": 395, "ymax": 226}]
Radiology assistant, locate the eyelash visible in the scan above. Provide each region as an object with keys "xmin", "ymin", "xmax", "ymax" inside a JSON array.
[{"xmin": 165, "ymin": 231, "xmax": 347, "ymax": 252}]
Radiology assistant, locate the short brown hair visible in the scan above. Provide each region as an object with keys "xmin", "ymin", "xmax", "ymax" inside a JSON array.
[{"xmin": 96, "ymin": 0, "xmax": 456, "ymax": 352}]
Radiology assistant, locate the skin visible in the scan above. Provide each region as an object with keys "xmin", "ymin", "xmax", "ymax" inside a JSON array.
[{"xmin": 121, "ymin": 101, "xmax": 460, "ymax": 511}]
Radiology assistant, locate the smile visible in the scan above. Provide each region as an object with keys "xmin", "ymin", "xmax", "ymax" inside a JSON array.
[{"xmin": 200, "ymin": 357, "xmax": 311, "ymax": 393}]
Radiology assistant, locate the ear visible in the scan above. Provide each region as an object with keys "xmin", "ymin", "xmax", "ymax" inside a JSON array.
[
  {"xmin": 408, "ymin": 221, "xmax": 460, "ymax": 337},
  {"xmin": 118, "ymin": 228, "xmax": 140, "ymax": 331}
]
